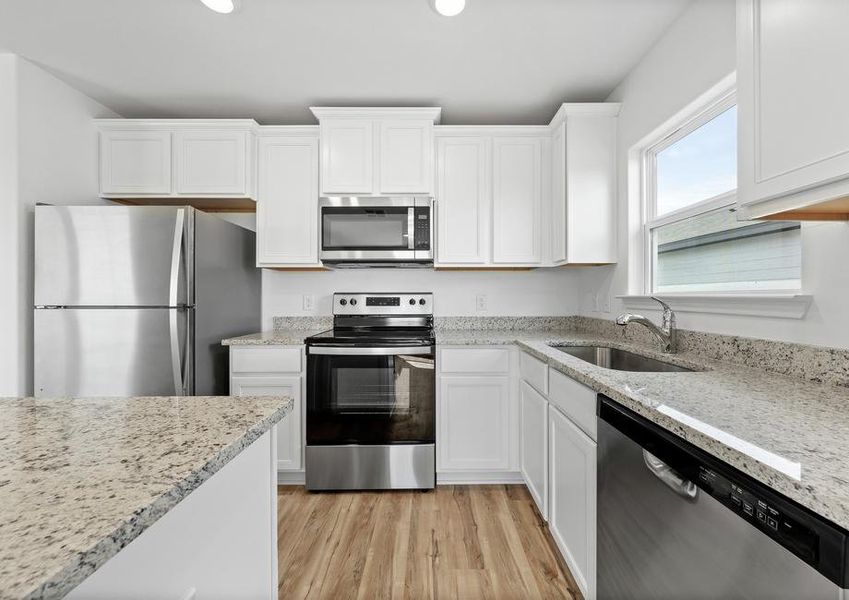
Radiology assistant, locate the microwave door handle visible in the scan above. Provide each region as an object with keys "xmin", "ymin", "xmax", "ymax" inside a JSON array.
[{"xmin": 407, "ymin": 208, "xmax": 415, "ymax": 250}]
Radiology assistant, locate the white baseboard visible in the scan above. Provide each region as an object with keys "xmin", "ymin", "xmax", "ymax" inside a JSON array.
[
  {"xmin": 277, "ymin": 470, "xmax": 305, "ymax": 485},
  {"xmin": 437, "ymin": 471, "xmax": 524, "ymax": 485}
]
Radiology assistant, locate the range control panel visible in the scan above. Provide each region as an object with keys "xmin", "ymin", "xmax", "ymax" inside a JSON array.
[
  {"xmin": 334, "ymin": 293, "xmax": 433, "ymax": 316},
  {"xmin": 698, "ymin": 467, "xmax": 819, "ymax": 563}
]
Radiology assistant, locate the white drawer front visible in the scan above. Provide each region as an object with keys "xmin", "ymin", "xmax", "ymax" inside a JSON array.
[
  {"xmin": 231, "ymin": 347, "xmax": 301, "ymax": 374},
  {"xmin": 520, "ymin": 351, "xmax": 548, "ymax": 395},
  {"xmin": 549, "ymin": 369, "xmax": 597, "ymax": 441},
  {"xmin": 440, "ymin": 348, "xmax": 510, "ymax": 374}
]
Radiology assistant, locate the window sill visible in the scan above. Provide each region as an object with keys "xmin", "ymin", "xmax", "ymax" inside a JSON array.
[{"xmin": 617, "ymin": 293, "xmax": 813, "ymax": 319}]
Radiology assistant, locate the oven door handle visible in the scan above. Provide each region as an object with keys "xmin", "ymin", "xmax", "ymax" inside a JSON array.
[{"xmin": 309, "ymin": 346, "xmax": 435, "ymax": 356}]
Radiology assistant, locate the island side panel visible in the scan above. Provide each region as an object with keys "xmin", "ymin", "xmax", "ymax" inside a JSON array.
[{"xmin": 66, "ymin": 430, "xmax": 277, "ymax": 599}]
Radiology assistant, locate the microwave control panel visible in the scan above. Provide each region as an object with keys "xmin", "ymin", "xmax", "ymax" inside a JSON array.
[{"xmin": 414, "ymin": 207, "xmax": 431, "ymax": 250}]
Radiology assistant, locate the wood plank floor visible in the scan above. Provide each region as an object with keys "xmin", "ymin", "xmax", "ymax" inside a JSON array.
[{"xmin": 277, "ymin": 485, "xmax": 583, "ymax": 600}]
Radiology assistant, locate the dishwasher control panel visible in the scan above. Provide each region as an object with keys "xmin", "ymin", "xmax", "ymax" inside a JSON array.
[{"xmin": 698, "ymin": 466, "xmax": 819, "ymax": 563}]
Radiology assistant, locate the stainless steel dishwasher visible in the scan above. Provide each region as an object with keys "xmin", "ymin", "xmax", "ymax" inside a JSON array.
[{"xmin": 597, "ymin": 396, "xmax": 848, "ymax": 600}]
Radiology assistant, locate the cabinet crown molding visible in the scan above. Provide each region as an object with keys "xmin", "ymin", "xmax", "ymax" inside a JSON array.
[
  {"xmin": 548, "ymin": 103, "xmax": 621, "ymax": 129},
  {"xmin": 95, "ymin": 119, "xmax": 259, "ymax": 131},
  {"xmin": 309, "ymin": 106, "xmax": 442, "ymax": 123}
]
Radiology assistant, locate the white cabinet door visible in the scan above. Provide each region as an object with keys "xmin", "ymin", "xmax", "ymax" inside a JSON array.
[
  {"xmin": 738, "ymin": 0, "xmax": 849, "ymax": 217},
  {"xmin": 550, "ymin": 122, "xmax": 568, "ymax": 264},
  {"xmin": 549, "ymin": 405, "xmax": 596, "ymax": 600},
  {"xmin": 174, "ymin": 130, "xmax": 248, "ymax": 196},
  {"xmin": 435, "ymin": 136, "xmax": 491, "ymax": 265},
  {"xmin": 320, "ymin": 119, "xmax": 374, "ymax": 194},
  {"xmin": 256, "ymin": 136, "xmax": 320, "ymax": 266},
  {"xmin": 232, "ymin": 375, "xmax": 302, "ymax": 472},
  {"xmin": 438, "ymin": 376, "xmax": 510, "ymax": 471},
  {"xmin": 380, "ymin": 119, "xmax": 433, "ymax": 194},
  {"xmin": 100, "ymin": 130, "xmax": 172, "ymax": 195},
  {"xmin": 520, "ymin": 381, "xmax": 548, "ymax": 519},
  {"xmin": 492, "ymin": 137, "xmax": 542, "ymax": 264}
]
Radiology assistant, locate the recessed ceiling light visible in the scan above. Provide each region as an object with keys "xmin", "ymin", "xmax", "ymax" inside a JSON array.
[
  {"xmin": 199, "ymin": 0, "xmax": 237, "ymax": 14},
  {"xmin": 433, "ymin": 0, "xmax": 466, "ymax": 17}
]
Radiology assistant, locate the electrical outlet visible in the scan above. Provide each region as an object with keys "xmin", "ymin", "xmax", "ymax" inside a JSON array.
[
  {"xmin": 302, "ymin": 294, "xmax": 315, "ymax": 311},
  {"xmin": 592, "ymin": 293, "xmax": 600, "ymax": 313},
  {"xmin": 476, "ymin": 294, "xmax": 487, "ymax": 312},
  {"xmin": 600, "ymin": 295, "xmax": 611, "ymax": 313}
]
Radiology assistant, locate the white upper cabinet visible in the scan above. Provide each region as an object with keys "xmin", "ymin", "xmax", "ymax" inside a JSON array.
[
  {"xmin": 100, "ymin": 129, "xmax": 172, "ymax": 196},
  {"xmin": 311, "ymin": 107, "xmax": 441, "ymax": 197},
  {"xmin": 256, "ymin": 130, "xmax": 321, "ymax": 267},
  {"xmin": 549, "ymin": 104, "xmax": 619, "ymax": 265},
  {"xmin": 98, "ymin": 120, "xmax": 257, "ymax": 202},
  {"xmin": 435, "ymin": 136, "xmax": 491, "ymax": 265},
  {"xmin": 380, "ymin": 120, "xmax": 434, "ymax": 194},
  {"xmin": 492, "ymin": 136, "xmax": 544, "ymax": 265},
  {"xmin": 318, "ymin": 118, "xmax": 374, "ymax": 194},
  {"xmin": 174, "ymin": 129, "xmax": 248, "ymax": 196},
  {"xmin": 737, "ymin": 0, "xmax": 849, "ymax": 220}
]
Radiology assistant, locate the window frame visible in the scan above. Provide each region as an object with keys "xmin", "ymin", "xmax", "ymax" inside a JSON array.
[{"xmin": 640, "ymin": 89, "xmax": 799, "ymax": 295}]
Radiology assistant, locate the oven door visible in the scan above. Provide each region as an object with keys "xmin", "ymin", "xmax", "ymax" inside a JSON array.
[{"xmin": 306, "ymin": 345, "xmax": 435, "ymax": 445}]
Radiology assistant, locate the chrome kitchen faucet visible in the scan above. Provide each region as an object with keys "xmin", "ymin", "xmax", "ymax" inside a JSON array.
[{"xmin": 615, "ymin": 297, "xmax": 677, "ymax": 354}]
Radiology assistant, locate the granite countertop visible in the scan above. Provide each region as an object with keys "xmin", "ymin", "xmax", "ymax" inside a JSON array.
[
  {"xmin": 438, "ymin": 328, "xmax": 849, "ymax": 531},
  {"xmin": 222, "ymin": 328, "xmax": 328, "ymax": 346},
  {"xmin": 0, "ymin": 395, "xmax": 293, "ymax": 600}
]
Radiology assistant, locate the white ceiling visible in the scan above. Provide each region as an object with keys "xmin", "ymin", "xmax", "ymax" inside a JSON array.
[{"xmin": 0, "ymin": 0, "xmax": 691, "ymax": 124}]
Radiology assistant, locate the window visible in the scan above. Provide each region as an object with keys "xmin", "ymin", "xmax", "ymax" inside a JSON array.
[{"xmin": 644, "ymin": 92, "xmax": 801, "ymax": 293}]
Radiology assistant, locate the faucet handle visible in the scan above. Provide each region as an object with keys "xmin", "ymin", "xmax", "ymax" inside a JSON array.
[{"xmin": 650, "ymin": 296, "xmax": 675, "ymax": 328}]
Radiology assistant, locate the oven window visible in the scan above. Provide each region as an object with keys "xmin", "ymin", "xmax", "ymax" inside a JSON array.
[
  {"xmin": 322, "ymin": 208, "xmax": 410, "ymax": 250},
  {"xmin": 307, "ymin": 352, "xmax": 435, "ymax": 445}
]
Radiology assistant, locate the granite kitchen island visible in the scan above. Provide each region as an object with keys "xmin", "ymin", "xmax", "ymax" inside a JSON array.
[{"xmin": 0, "ymin": 395, "xmax": 292, "ymax": 600}]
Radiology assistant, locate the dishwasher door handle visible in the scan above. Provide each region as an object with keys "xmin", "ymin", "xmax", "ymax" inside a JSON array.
[{"xmin": 643, "ymin": 450, "xmax": 698, "ymax": 500}]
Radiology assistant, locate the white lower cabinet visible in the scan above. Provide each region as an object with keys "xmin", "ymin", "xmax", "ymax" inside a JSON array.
[
  {"xmin": 520, "ymin": 380, "xmax": 548, "ymax": 518},
  {"xmin": 231, "ymin": 375, "xmax": 302, "ymax": 472},
  {"xmin": 438, "ymin": 375, "xmax": 511, "ymax": 472},
  {"xmin": 436, "ymin": 346, "xmax": 519, "ymax": 482},
  {"xmin": 549, "ymin": 404, "xmax": 597, "ymax": 600},
  {"xmin": 229, "ymin": 346, "xmax": 305, "ymax": 477},
  {"xmin": 67, "ymin": 430, "xmax": 277, "ymax": 599}
]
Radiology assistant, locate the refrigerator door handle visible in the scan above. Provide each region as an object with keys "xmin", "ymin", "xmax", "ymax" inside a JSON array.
[
  {"xmin": 169, "ymin": 209, "xmax": 186, "ymax": 308},
  {"xmin": 169, "ymin": 210, "xmax": 186, "ymax": 394}
]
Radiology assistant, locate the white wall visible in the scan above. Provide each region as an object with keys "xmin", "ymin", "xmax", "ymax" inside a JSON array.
[
  {"xmin": 262, "ymin": 268, "xmax": 582, "ymax": 330},
  {"xmin": 0, "ymin": 55, "xmax": 118, "ymax": 395},
  {"xmin": 578, "ymin": 0, "xmax": 849, "ymax": 350}
]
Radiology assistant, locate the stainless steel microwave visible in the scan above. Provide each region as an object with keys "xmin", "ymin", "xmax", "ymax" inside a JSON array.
[{"xmin": 319, "ymin": 197, "xmax": 434, "ymax": 266}]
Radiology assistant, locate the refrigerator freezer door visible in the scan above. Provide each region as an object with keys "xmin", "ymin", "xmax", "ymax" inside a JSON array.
[
  {"xmin": 34, "ymin": 205, "xmax": 188, "ymax": 307},
  {"xmin": 34, "ymin": 308, "xmax": 191, "ymax": 397}
]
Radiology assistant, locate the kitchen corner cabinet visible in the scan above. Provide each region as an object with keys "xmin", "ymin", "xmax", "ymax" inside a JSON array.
[
  {"xmin": 256, "ymin": 130, "xmax": 321, "ymax": 267},
  {"xmin": 311, "ymin": 107, "xmax": 441, "ymax": 196},
  {"xmin": 97, "ymin": 120, "xmax": 257, "ymax": 205},
  {"xmin": 230, "ymin": 346, "xmax": 305, "ymax": 475},
  {"xmin": 520, "ymin": 380, "xmax": 548, "ymax": 518},
  {"xmin": 737, "ymin": 0, "xmax": 849, "ymax": 220},
  {"xmin": 549, "ymin": 104, "xmax": 619, "ymax": 264}
]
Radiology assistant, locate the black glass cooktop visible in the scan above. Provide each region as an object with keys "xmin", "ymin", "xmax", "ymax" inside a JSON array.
[{"xmin": 305, "ymin": 328, "xmax": 434, "ymax": 347}]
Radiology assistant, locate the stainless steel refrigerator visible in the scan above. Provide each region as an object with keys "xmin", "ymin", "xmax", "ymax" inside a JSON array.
[{"xmin": 34, "ymin": 205, "xmax": 260, "ymax": 397}]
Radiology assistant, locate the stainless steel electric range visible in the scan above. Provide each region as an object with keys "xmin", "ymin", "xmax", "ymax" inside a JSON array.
[{"xmin": 304, "ymin": 293, "xmax": 435, "ymax": 491}]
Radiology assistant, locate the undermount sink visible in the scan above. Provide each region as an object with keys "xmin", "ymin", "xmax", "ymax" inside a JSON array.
[{"xmin": 550, "ymin": 345, "xmax": 694, "ymax": 373}]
